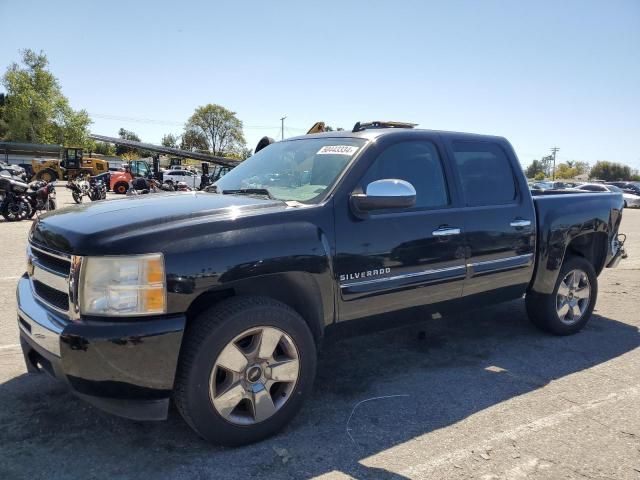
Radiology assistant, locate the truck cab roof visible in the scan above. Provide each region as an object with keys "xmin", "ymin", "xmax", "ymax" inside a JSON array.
[{"xmin": 286, "ymin": 127, "xmax": 508, "ymax": 144}]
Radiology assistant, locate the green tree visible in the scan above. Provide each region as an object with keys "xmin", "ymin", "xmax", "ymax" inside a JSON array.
[
  {"xmin": 161, "ymin": 133, "xmax": 179, "ymax": 148},
  {"xmin": 180, "ymin": 127, "xmax": 209, "ymax": 152},
  {"xmin": 525, "ymin": 159, "xmax": 545, "ymax": 178},
  {"xmin": 1, "ymin": 49, "xmax": 91, "ymax": 144},
  {"xmin": 93, "ymin": 141, "xmax": 116, "ymax": 156},
  {"xmin": 116, "ymin": 127, "xmax": 141, "ymax": 156},
  {"xmin": 555, "ymin": 163, "xmax": 578, "ymax": 179},
  {"xmin": 185, "ymin": 104, "xmax": 246, "ymax": 156},
  {"xmin": 589, "ymin": 161, "xmax": 632, "ymax": 181},
  {"xmin": 0, "ymin": 93, "xmax": 7, "ymax": 139},
  {"xmin": 534, "ymin": 172, "xmax": 546, "ymax": 181}
]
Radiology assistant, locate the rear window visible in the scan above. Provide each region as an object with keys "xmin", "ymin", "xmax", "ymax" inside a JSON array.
[{"xmin": 452, "ymin": 141, "xmax": 517, "ymax": 206}]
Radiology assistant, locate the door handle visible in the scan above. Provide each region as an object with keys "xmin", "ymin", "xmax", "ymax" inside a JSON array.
[
  {"xmin": 432, "ymin": 227, "xmax": 461, "ymax": 237},
  {"xmin": 510, "ymin": 219, "xmax": 531, "ymax": 228}
]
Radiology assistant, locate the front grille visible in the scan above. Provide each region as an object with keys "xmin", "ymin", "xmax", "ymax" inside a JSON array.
[
  {"xmin": 30, "ymin": 244, "xmax": 71, "ymax": 277},
  {"xmin": 28, "ymin": 242, "xmax": 71, "ymax": 314},
  {"xmin": 33, "ymin": 280, "xmax": 69, "ymax": 311}
]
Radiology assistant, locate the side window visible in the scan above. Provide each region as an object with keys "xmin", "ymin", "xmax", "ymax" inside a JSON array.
[
  {"xmin": 361, "ymin": 140, "xmax": 449, "ymax": 209},
  {"xmin": 452, "ymin": 141, "xmax": 517, "ymax": 206}
]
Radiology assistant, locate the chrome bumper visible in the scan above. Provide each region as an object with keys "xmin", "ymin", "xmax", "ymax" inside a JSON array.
[{"xmin": 16, "ymin": 275, "xmax": 67, "ymax": 357}]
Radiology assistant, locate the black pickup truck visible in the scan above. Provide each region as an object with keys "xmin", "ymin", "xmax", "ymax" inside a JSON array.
[{"xmin": 17, "ymin": 123, "xmax": 626, "ymax": 445}]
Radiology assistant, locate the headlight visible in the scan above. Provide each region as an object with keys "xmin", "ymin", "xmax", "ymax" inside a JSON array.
[{"xmin": 80, "ymin": 254, "xmax": 166, "ymax": 316}]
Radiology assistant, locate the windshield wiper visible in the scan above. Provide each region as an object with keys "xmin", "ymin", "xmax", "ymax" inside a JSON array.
[{"xmin": 222, "ymin": 188, "xmax": 274, "ymax": 199}]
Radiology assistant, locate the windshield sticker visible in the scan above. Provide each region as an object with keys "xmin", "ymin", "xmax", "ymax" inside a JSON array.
[{"xmin": 317, "ymin": 145, "xmax": 359, "ymax": 156}]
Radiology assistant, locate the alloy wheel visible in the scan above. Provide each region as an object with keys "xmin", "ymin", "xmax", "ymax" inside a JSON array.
[
  {"xmin": 556, "ymin": 269, "xmax": 591, "ymax": 324},
  {"xmin": 209, "ymin": 326, "xmax": 300, "ymax": 425}
]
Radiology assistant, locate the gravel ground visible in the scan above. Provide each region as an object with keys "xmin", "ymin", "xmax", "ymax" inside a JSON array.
[{"xmin": 0, "ymin": 187, "xmax": 638, "ymax": 480}]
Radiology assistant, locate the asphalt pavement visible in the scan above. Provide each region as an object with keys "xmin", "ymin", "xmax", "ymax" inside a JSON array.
[{"xmin": 0, "ymin": 187, "xmax": 638, "ymax": 479}]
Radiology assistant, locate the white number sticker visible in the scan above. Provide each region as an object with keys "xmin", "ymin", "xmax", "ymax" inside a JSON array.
[{"xmin": 317, "ymin": 145, "xmax": 359, "ymax": 156}]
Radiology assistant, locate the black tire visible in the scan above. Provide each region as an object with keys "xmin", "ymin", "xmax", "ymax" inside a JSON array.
[
  {"xmin": 526, "ymin": 255, "xmax": 597, "ymax": 335},
  {"xmin": 36, "ymin": 168, "xmax": 58, "ymax": 183},
  {"xmin": 72, "ymin": 191, "xmax": 83, "ymax": 204},
  {"xmin": 174, "ymin": 296, "xmax": 317, "ymax": 446},
  {"xmin": 114, "ymin": 182, "xmax": 128, "ymax": 195},
  {"xmin": 1, "ymin": 199, "xmax": 31, "ymax": 222},
  {"xmin": 47, "ymin": 198, "xmax": 56, "ymax": 211}
]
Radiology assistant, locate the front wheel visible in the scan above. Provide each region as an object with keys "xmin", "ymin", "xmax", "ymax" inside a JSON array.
[
  {"xmin": 72, "ymin": 191, "xmax": 83, "ymax": 204},
  {"xmin": 113, "ymin": 182, "xmax": 128, "ymax": 195},
  {"xmin": 174, "ymin": 296, "xmax": 317, "ymax": 446},
  {"xmin": 526, "ymin": 255, "xmax": 597, "ymax": 335}
]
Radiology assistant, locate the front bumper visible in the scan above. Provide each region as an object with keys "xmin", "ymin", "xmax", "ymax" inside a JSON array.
[{"xmin": 17, "ymin": 275, "xmax": 186, "ymax": 420}]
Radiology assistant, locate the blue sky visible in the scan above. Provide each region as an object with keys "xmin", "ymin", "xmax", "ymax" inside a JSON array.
[{"xmin": 1, "ymin": 0, "xmax": 639, "ymax": 169}]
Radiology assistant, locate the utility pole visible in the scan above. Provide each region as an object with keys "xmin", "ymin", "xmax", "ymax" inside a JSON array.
[
  {"xmin": 551, "ymin": 147, "xmax": 560, "ymax": 180},
  {"xmin": 280, "ymin": 116, "xmax": 287, "ymax": 141}
]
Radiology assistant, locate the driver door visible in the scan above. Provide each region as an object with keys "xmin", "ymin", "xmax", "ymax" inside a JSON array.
[{"xmin": 334, "ymin": 136, "xmax": 468, "ymax": 322}]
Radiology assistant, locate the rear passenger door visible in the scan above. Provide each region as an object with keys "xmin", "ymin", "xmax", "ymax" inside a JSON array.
[{"xmin": 447, "ymin": 139, "xmax": 536, "ymax": 302}]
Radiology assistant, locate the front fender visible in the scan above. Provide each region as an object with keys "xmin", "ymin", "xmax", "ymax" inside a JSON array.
[{"xmin": 164, "ymin": 219, "xmax": 335, "ymax": 335}]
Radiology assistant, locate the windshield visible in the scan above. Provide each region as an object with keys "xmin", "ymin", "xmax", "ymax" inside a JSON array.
[
  {"xmin": 214, "ymin": 137, "xmax": 366, "ymax": 203},
  {"xmin": 606, "ymin": 185, "xmax": 622, "ymax": 192}
]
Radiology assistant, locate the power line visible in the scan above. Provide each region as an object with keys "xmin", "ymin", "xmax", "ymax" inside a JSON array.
[{"xmin": 88, "ymin": 112, "xmax": 299, "ymax": 130}]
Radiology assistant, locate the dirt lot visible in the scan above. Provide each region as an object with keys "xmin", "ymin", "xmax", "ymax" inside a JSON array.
[{"xmin": 0, "ymin": 188, "xmax": 638, "ymax": 480}]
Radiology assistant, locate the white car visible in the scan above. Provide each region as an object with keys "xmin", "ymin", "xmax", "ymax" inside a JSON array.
[
  {"xmin": 162, "ymin": 169, "xmax": 200, "ymax": 189},
  {"xmin": 576, "ymin": 183, "xmax": 640, "ymax": 208}
]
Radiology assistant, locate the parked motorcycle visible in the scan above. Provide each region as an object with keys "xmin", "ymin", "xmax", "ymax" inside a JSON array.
[
  {"xmin": 24, "ymin": 180, "xmax": 56, "ymax": 218},
  {"xmin": 66, "ymin": 177, "xmax": 91, "ymax": 204},
  {"xmin": 0, "ymin": 171, "xmax": 32, "ymax": 221},
  {"xmin": 88, "ymin": 176, "xmax": 107, "ymax": 201}
]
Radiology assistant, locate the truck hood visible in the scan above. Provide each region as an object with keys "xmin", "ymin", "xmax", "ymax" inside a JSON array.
[{"xmin": 31, "ymin": 192, "xmax": 287, "ymax": 254}]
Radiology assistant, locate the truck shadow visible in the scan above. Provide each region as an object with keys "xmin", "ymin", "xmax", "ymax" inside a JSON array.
[{"xmin": 0, "ymin": 300, "xmax": 638, "ymax": 480}]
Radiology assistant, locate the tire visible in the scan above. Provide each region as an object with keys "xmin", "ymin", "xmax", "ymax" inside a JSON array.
[
  {"xmin": 174, "ymin": 296, "xmax": 317, "ymax": 446},
  {"xmin": 1, "ymin": 199, "xmax": 31, "ymax": 222},
  {"xmin": 114, "ymin": 182, "xmax": 128, "ymax": 195},
  {"xmin": 72, "ymin": 191, "xmax": 83, "ymax": 204},
  {"xmin": 526, "ymin": 255, "xmax": 597, "ymax": 335},
  {"xmin": 47, "ymin": 198, "xmax": 56, "ymax": 211},
  {"xmin": 36, "ymin": 168, "xmax": 58, "ymax": 183}
]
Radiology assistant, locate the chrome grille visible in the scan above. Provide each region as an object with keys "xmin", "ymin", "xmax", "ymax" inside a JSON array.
[{"xmin": 28, "ymin": 242, "xmax": 71, "ymax": 315}]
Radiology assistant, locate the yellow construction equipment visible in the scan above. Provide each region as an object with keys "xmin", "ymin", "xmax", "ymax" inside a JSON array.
[{"xmin": 31, "ymin": 147, "xmax": 109, "ymax": 182}]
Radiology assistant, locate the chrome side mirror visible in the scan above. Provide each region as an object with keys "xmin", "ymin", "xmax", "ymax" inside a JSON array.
[{"xmin": 350, "ymin": 179, "xmax": 416, "ymax": 216}]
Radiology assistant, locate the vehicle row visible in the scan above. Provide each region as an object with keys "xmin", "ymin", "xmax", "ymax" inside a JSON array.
[{"xmin": 529, "ymin": 180, "xmax": 640, "ymax": 208}]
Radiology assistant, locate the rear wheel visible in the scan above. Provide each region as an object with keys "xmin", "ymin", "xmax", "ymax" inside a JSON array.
[
  {"xmin": 113, "ymin": 182, "xmax": 128, "ymax": 195},
  {"xmin": 1, "ymin": 199, "xmax": 31, "ymax": 222},
  {"xmin": 174, "ymin": 296, "xmax": 316, "ymax": 446},
  {"xmin": 526, "ymin": 255, "xmax": 597, "ymax": 335},
  {"xmin": 36, "ymin": 168, "xmax": 57, "ymax": 183}
]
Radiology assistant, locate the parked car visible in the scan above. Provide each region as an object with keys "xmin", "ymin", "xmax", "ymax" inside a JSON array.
[
  {"xmin": 162, "ymin": 169, "xmax": 199, "ymax": 189},
  {"xmin": 576, "ymin": 183, "xmax": 640, "ymax": 208},
  {"xmin": 606, "ymin": 181, "xmax": 640, "ymax": 196},
  {"xmin": 529, "ymin": 180, "xmax": 573, "ymax": 191},
  {"xmin": 18, "ymin": 124, "xmax": 626, "ymax": 445}
]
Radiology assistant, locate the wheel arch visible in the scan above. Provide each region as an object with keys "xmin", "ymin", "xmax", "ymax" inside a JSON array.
[
  {"xmin": 185, "ymin": 272, "xmax": 327, "ymax": 345},
  {"xmin": 565, "ymin": 231, "xmax": 608, "ymax": 275}
]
